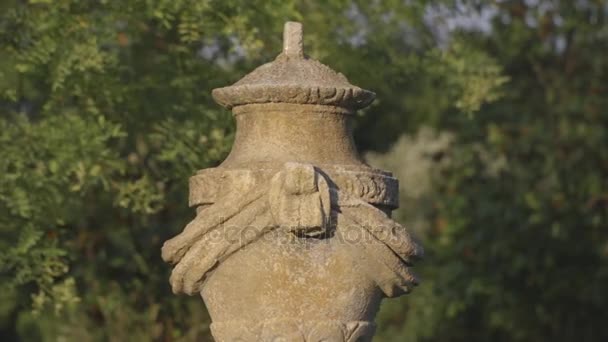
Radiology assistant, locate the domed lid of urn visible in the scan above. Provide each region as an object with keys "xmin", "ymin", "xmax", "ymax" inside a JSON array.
[{"xmin": 212, "ymin": 22, "xmax": 375, "ymax": 111}]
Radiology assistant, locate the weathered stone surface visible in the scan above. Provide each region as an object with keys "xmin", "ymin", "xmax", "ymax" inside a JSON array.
[
  {"xmin": 188, "ymin": 166, "xmax": 400, "ymax": 210},
  {"xmin": 211, "ymin": 319, "xmax": 375, "ymax": 341},
  {"xmin": 162, "ymin": 21, "xmax": 422, "ymax": 341},
  {"xmin": 211, "ymin": 22, "xmax": 374, "ymax": 111}
]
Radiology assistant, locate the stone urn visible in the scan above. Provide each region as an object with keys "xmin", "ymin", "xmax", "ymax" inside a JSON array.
[{"xmin": 162, "ymin": 22, "xmax": 423, "ymax": 342}]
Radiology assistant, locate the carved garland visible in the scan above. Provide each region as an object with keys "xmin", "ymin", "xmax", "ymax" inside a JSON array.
[{"xmin": 162, "ymin": 163, "xmax": 422, "ymax": 297}]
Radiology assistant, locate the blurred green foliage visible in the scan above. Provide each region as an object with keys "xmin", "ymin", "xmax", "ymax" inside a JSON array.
[{"xmin": 0, "ymin": 0, "xmax": 606, "ymax": 341}]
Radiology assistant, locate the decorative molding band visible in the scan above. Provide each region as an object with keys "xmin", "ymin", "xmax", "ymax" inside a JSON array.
[
  {"xmin": 189, "ymin": 165, "xmax": 399, "ymax": 209},
  {"xmin": 212, "ymin": 85, "xmax": 375, "ymax": 110},
  {"xmin": 232, "ymin": 103, "xmax": 353, "ymax": 116}
]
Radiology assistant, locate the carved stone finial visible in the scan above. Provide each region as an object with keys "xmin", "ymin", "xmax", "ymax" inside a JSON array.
[
  {"xmin": 162, "ymin": 21, "xmax": 422, "ymax": 342},
  {"xmin": 283, "ymin": 21, "xmax": 304, "ymax": 58},
  {"xmin": 211, "ymin": 21, "xmax": 375, "ymax": 111}
]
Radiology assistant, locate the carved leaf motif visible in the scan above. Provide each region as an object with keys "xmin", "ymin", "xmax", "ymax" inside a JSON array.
[
  {"xmin": 211, "ymin": 320, "xmax": 375, "ymax": 342},
  {"xmin": 307, "ymin": 321, "xmax": 344, "ymax": 341},
  {"xmin": 210, "ymin": 322, "xmax": 262, "ymax": 342},
  {"xmin": 344, "ymin": 321, "xmax": 375, "ymax": 342},
  {"xmin": 261, "ymin": 320, "xmax": 305, "ymax": 342}
]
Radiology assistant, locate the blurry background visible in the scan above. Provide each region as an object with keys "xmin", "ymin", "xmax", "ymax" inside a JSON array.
[{"xmin": 1, "ymin": 0, "xmax": 607, "ymax": 341}]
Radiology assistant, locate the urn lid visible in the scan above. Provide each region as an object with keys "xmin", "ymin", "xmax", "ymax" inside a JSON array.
[{"xmin": 212, "ymin": 22, "xmax": 375, "ymax": 111}]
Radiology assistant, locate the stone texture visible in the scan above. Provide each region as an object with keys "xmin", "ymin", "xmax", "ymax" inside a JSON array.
[
  {"xmin": 162, "ymin": 21, "xmax": 423, "ymax": 341},
  {"xmin": 211, "ymin": 21, "xmax": 374, "ymax": 110}
]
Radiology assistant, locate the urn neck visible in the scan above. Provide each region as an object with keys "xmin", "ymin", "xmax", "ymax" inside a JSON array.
[{"xmin": 219, "ymin": 103, "xmax": 366, "ymax": 169}]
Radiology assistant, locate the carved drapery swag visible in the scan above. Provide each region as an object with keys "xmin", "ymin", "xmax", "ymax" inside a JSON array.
[{"xmin": 162, "ymin": 163, "xmax": 422, "ymax": 297}]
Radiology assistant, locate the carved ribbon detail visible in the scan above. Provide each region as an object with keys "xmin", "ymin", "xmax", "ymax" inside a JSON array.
[{"xmin": 161, "ymin": 162, "xmax": 423, "ymax": 296}]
